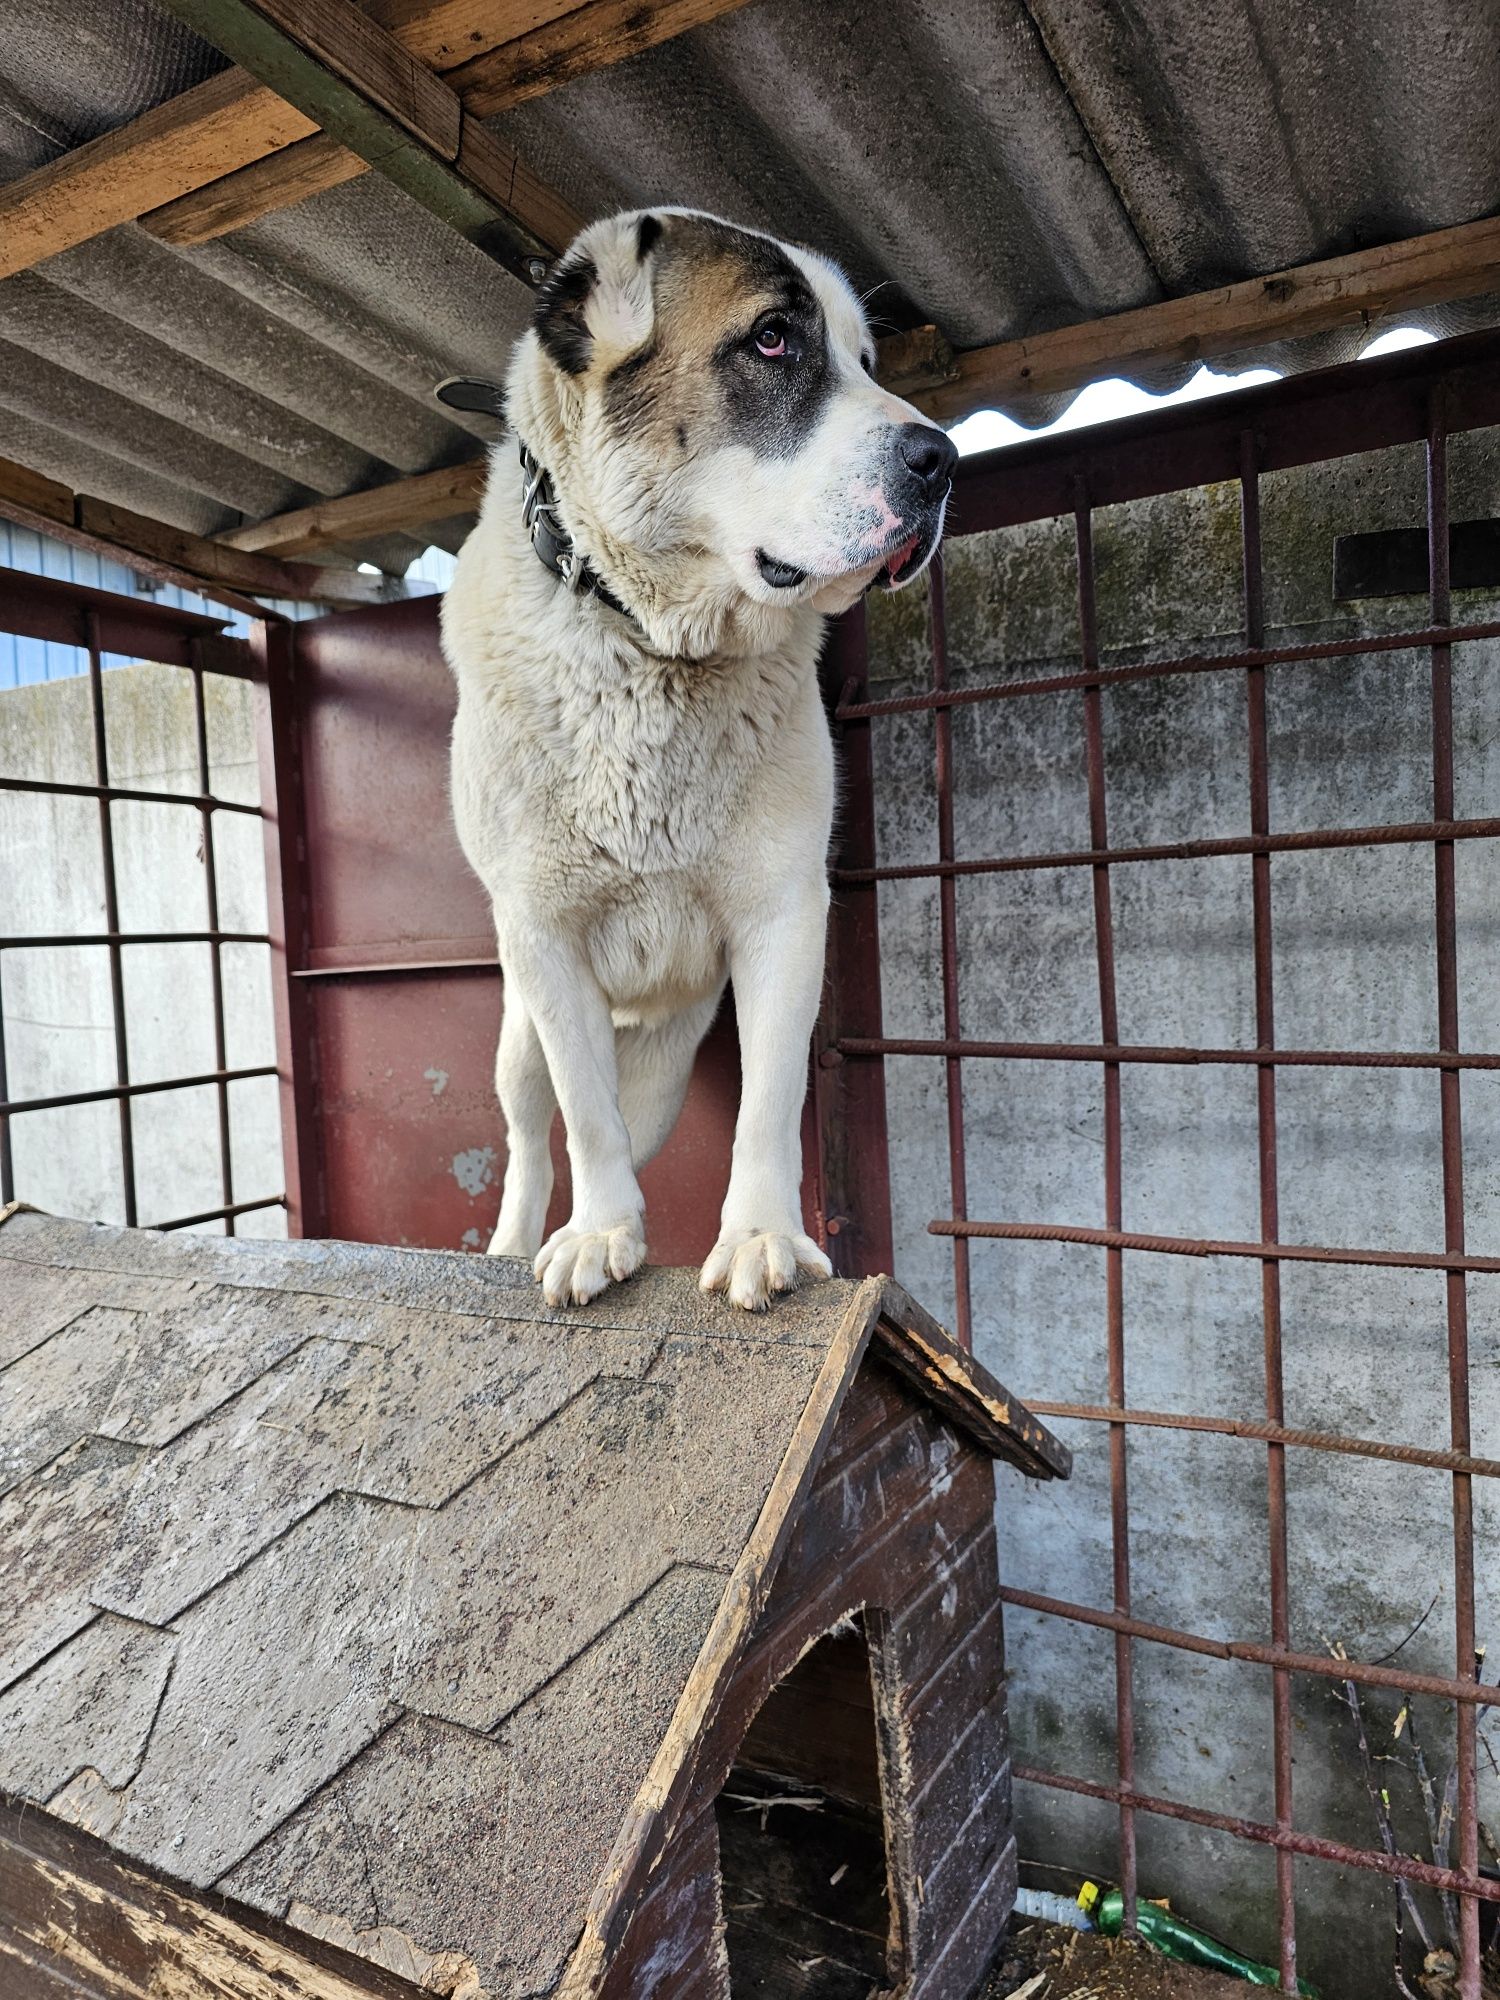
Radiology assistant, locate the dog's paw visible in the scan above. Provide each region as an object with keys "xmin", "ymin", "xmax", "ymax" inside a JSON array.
[
  {"xmin": 534, "ymin": 1217, "xmax": 646, "ymax": 1306},
  {"xmin": 699, "ymin": 1229, "xmax": 833, "ymax": 1312}
]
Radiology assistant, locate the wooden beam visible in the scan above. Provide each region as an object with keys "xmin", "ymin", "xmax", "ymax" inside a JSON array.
[
  {"xmin": 0, "ymin": 454, "xmax": 405, "ymax": 612},
  {"xmin": 147, "ymin": 0, "xmax": 756, "ymax": 244},
  {"xmin": 896, "ymin": 213, "xmax": 1500, "ymax": 426},
  {"xmin": 0, "ymin": 69, "xmax": 315, "ymax": 281},
  {"xmin": 0, "ymin": 0, "xmax": 755, "ymax": 265},
  {"xmin": 0, "ymin": 1, "xmax": 587, "ymax": 277},
  {"xmin": 144, "ymin": 131, "xmax": 367, "ymax": 247},
  {"xmin": 442, "ymin": 0, "xmax": 759, "ymax": 117},
  {"xmin": 219, "ymin": 457, "xmax": 487, "ymax": 556},
  {"xmin": 149, "ymin": 0, "xmax": 581, "ymax": 279}
]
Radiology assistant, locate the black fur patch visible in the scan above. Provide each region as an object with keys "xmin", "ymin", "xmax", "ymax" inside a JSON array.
[
  {"xmin": 636, "ymin": 213, "xmax": 662, "ymax": 261},
  {"xmin": 534, "ymin": 255, "xmax": 596, "ymax": 376},
  {"xmin": 603, "ymin": 342, "xmax": 661, "ymax": 431},
  {"xmin": 713, "ymin": 262, "xmax": 834, "ymax": 460}
]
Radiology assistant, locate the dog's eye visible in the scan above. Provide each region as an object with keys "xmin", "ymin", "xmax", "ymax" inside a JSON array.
[{"xmin": 753, "ymin": 317, "xmax": 792, "ymax": 359}]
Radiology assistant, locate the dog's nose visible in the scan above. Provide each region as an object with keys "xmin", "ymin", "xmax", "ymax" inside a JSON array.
[{"xmin": 898, "ymin": 424, "xmax": 958, "ymax": 497}]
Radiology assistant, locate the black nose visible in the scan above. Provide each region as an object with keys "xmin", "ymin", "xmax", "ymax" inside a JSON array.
[{"xmin": 898, "ymin": 423, "xmax": 958, "ymax": 497}]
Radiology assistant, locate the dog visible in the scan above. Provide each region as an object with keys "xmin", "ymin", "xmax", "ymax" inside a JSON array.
[{"xmin": 440, "ymin": 207, "xmax": 955, "ymax": 1310}]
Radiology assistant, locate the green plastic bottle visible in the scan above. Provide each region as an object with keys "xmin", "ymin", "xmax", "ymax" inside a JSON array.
[{"xmin": 1084, "ymin": 1883, "xmax": 1320, "ymax": 1996}]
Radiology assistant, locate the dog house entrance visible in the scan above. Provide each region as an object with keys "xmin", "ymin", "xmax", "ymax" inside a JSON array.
[{"xmin": 715, "ymin": 1620, "xmax": 895, "ymax": 1997}]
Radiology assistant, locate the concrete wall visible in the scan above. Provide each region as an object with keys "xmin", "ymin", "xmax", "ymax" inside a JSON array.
[
  {"xmin": 862, "ymin": 432, "xmax": 1500, "ymax": 1995},
  {"xmin": 0, "ymin": 660, "xmax": 285, "ymax": 1236}
]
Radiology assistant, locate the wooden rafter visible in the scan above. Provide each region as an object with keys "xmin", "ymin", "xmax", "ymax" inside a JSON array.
[
  {"xmin": 0, "ymin": 0, "xmax": 755, "ymax": 273},
  {"xmin": 900, "ymin": 212, "xmax": 1500, "ymax": 423},
  {"xmin": 0, "ymin": 455, "xmax": 408, "ymax": 612},
  {"xmin": 219, "ymin": 457, "xmax": 488, "ymax": 556},
  {"xmin": 147, "ymin": 0, "xmax": 582, "ymax": 281},
  {"xmin": 149, "ymin": 0, "xmax": 759, "ymax": 245}
]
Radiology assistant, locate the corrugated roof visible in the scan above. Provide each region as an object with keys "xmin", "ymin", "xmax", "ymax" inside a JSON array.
[{"xmin": 2, "ymin": 0, "xmax": 1498, "ymax": 574}]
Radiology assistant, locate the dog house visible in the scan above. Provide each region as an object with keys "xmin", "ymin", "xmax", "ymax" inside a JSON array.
[{"xmin": 0, "ymin": 1203, "xmax": 1067, "ymax": 1999}]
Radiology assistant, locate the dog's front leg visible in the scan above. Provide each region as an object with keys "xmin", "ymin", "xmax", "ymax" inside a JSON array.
[
  {"xmin": 501, "ymin": 925, "xmax": 646, "ymax": 1306},
  {"xmin": 701, "ymin": 879, "xmax": 834, "ymax": 1311}
]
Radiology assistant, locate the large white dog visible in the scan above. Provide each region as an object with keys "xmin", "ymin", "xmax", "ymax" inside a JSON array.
[{"xmin": 441, "ymin": 208, "xmax": 955, "ymax": 1311}]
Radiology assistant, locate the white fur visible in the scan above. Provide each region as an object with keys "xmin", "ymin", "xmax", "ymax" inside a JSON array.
[{"xmin": 442, "ymin": 209, "xmax": 946, "ymax": 1310}]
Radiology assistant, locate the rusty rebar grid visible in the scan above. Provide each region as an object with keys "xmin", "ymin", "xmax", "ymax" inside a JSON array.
[
  {"xmin": 0, "ymin": 574, "xmax": 278, "ymax": 1241},
  {"xmin": 835, "ymin": 812, "xmax": 1500, "ymax": 884},
  {"xmin": 85, "ymin": 610, "xmax": 136, "ymax": 1227},
  {"xmin": 834, "ymin": 617, "xmax": 1500, "ymax": 721},
  {"xmin": 1240, "ymin": 428, "xmax": 1297, "ymax": 1991},
  {"xmin": 1072, "ymin": 488, "xmax": 1138, "ymax": 1933},
  {"xmin": 1427, "ymin": 396, "xmax": 1482, "ymax": 2000},
  {"xmin": 929, "ymin": 556, "xmax": 972, "ymax": 1348},
  {"xmin": 825, "ymin": 336, "xmax": 1500, "ymax": 1995},
  {"xmin": 190, "ymin": 650, "xmax": 237, "ymax": 1233},
  {"xmin": 832, "ymin": 1035, "xmax": 1500, "ymax": 1070},
  {"xmin": 150, "ymin": 1194, "xmax": 287, "ymax": 1232}
]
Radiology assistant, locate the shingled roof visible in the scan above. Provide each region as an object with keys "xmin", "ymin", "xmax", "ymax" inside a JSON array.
[{"xmin": 0, "ymin": 1205, "xmax": 1065, "ymax": 1997}]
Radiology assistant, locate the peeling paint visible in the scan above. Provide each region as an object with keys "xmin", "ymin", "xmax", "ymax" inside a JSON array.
[
  {"xmin": 450, "ymin": 1147, "xmax": 496, "ymax": 1199},
  {"xmin": 461, "ymin": 1228, "xmax": 482, "ymax": 1250},
  {"xmin": 424, "ymin": 1067, "xmax": 449, "ymax": 1097}
]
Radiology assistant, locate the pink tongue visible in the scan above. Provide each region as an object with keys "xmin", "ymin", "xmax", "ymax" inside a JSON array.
[{"xmin": 888, "ymin": 534, "xmax": 920, "ymax": 577}]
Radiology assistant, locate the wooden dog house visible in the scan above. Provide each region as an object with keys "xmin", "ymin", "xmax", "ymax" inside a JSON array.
[{"xmin": 0, "ymin": 1205, "xmax": 1067, "ymax": 2000}]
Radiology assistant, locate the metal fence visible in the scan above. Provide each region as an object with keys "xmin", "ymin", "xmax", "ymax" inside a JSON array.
[
  {"xmin": 0, "ymin": 568, "xmax": 285, "ymax": 1234},
  {"xmin": 815, "ymin": 326, "xmax": 1500, "ymax": 1997}
]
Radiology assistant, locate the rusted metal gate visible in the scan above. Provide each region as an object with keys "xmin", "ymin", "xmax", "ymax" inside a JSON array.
[
  {"xmin": 815, "ymin": 327, "xmax": 1500, "ymax": 1996},
  {"xmin": 0, "ymin": 572, "xmax": 282, "ymax": 1235}
]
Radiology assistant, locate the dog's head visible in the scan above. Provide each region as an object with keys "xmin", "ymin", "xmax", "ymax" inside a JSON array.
[{"xmin": 501, "ymin": 208, "xmax": 957, "ymax": 650}]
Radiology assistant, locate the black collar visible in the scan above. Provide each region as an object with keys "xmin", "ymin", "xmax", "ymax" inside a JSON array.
[{"xmin": 517, "ymin": 439, "xmax": 635, "ymax": 622}]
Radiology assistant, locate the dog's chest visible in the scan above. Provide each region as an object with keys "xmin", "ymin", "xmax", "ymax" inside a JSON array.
[{"xmin": 547, "ymin": 654, "xmax": 796, "ymax": 872}]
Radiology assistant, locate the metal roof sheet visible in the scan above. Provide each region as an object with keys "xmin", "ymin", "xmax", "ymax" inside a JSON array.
[{"xmin": 2, "ymin": 0, "xmax": 1498, "ymax": 573}]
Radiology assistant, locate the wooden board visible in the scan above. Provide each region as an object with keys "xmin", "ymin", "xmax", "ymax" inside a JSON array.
[
  {"xmin": 0, "ymin": 457, "xmax": 398, "ymax": 609},
  {"xmin": 905, "ymin": 212, "xmax": 1500, "ymax": 424},
  {"xmin": 3, "ymin": 0, "xmax": 751, "ymax": 274},
  {"xmin": 150, "ymin": 0, "xmax": 581, "ymax": 273},
  {"xmin": 219, "ymin": 458, "xmax": 488, "ymax": 556},
  {"xmin": 0, "ymin": 69, "xmax": 314, "ymax": 281}
]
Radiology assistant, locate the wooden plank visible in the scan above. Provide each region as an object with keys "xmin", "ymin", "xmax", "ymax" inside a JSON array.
[
  {"xmin": 0, "ymin": 453, "xmax": 71, "ymax": 530},
  {"xmin": 0, "ymin": 69, "xmax": 315, "ymax": 281},
  {"xmin": 141, "ymin": 0, "xmax": 594, "ymax": 245},
  {"xmin": 249, "ymin": 0, "xmax": 463, "ymax": 157},
  {"xmin": 449, "ymin": 0, "xmax": 758, "ymax": 118},
  {"xmin": 220, "ymin": 458, "xmax": 487, "ymax": 555},
  {"xmin": 143, "ymin": 131, "xmax": 366, "ymax": 245},
  {"xmin": 0, "ymin": 1803, "xmax": 430, "ymax": 2000},
  {"xmin": 874, "ymin": 1279, "xmax": 1071, "ymax": 1479},
  {"xmin": 76, "ymin": 496, "xmax": 399, "ymax": 605},
  {"xmin": 134, "ymin": 0, "xmax": 754, "ymax": 251},
  {"xmin": 559, "ymin": 1277, "xmax": 887, "ymax": 1999},
  {"xmin": 151, "ymin": 0, "xmax": 581, "ymax": 276},
  {"xmin": 1, "ymin": 0, "xmax": 587, "ymax": 277},
  {"xmin": 899, "ymin": 212, "xmax": 1500, "ymax": 424},
  {"xmin": 0, "ymin": 456, "xmax": 400, "ymax": 608}
]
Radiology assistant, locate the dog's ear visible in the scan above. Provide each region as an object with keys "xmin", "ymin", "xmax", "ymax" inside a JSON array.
[
  {"xmin": 434, "ymin": 377, "xmax": 507, "ymax": 418},
  {"xmin": 534, "ymin": 211, "xmax": 661, "ymax": 377}
]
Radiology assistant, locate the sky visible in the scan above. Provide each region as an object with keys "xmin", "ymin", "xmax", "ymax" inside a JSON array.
[{"xmin": 948, "ymin": 323, "xmax": 1436, "ymax": 457}]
